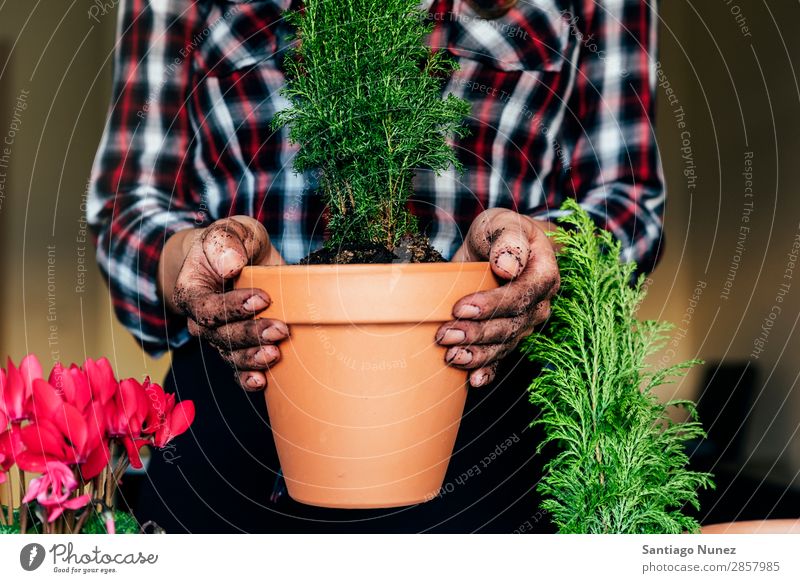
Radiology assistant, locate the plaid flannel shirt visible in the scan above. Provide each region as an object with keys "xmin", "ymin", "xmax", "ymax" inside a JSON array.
[{"xmin": 88, "ymin": 0, "xmax": 665, "ymax": 355}]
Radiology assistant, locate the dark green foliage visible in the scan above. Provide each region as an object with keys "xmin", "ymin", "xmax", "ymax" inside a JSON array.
[
  {"xmin": 523, "ymin": 200, "xmax": 714, "ymax": 534},
  {"xmin": 0, "ymin": 508, "xmax": 40, "ymax": 534},
  {"xmin": 82, "ymin": 510, "xmax": 140, "ymax": 534},
  {"xmin": 0, "ymin": 508, "xmax": 140, "ymax": 534},
  {"xmin": 273, "ymin": 0, "xmax": 470, "ymax": 248}
]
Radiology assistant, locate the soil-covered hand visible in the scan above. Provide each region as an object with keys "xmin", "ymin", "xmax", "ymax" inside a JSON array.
[
  {"xmin": 437, "ymin": 208, "xmax": 560, "ymax": 387},
  {"xmin": 165, "ymin": 216, "xmax": 288, "ymax": 391}
]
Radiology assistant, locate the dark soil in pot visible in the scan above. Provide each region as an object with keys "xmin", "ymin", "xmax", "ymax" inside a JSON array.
[{"xmin": 300, "ymin": 233, "xmax": 445, "ymax": 265}]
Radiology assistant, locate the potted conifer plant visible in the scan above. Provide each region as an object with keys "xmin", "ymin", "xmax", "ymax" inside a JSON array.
[{"xmin": 236, "ymin": 0, "xmax": 496, "ymax": 509}]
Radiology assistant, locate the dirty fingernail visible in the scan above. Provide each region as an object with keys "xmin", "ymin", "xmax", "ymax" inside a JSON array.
[
  {"xmin": 246, "ymin": 375, "xmax": 264, "ymax": 389},
  {"xmin": 254, "ymin": 346, "xmax": 279, "ymax": 366},
  {"xmin": 244, "ymin": 295, "xmax": 268, "ymax": 312},
  {"xmin": 496, "ymin": 251, "xmax": 522, "ymax": 278},
  {"xmin": 471, "ymin": 371, "xmax": 489, "ymax": 387},
  {"xmin": 455, "ymin": 304, "xmax": 481, "ymax": 319},
  {"xmin": 446, "ymin": 348, "xmax": 473, "ymax": 365},
  {"xmin": 262, "ymin": 323, "xmax": 289, "ymax": 341},
  {"xmin": 215, "ymin": 249, "xmax": 244, "ymax": 277},
  {"xmin": 440, "ymin": 329, "xmax": 466, "ymax": 345}
]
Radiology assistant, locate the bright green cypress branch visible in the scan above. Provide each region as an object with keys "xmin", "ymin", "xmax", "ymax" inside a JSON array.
[
  {"xmin": 272, "ymin": 0, "xmax": 470, "ymax": 249},
  {"xmin": 523, "ymin": 200, "xmax": 714, "ymax": 534}
]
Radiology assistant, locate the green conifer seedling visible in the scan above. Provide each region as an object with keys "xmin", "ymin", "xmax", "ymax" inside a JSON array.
[
  {"xmin": 273, "ymin": 0, "xmax": 470, "ymax": 250},
  {"xmin": 523, "ymin": 200, "xmax": 714, "ymax": 534}
]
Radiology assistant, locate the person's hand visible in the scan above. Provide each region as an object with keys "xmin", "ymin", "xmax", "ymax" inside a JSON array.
[
  {"xmin": 436, "ymin": 209, "xmax": 560, "ymax": 387},
  {"xmin": 160, "ymin": 216, "xmax": 288, "ymax": 391}
]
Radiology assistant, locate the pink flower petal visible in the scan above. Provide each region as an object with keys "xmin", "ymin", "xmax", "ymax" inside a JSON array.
[
  {"xmin": 46, "ymin": 506, "xmax": 65, "ymax": 523},
  {"xmin": 53, "ymin": 403, "xmax": 88, "ymax": 454},
  {"xmin": 80, "ymin": 441, "xmax": 109, "ymax": 480},
  {"xmin": 67, "ymin": 366, "xmax": 92, "ymax": 412},
  {"xmin": 122, "ymin": 437, "xmax": 146, "ymax": 469},
  {"xmin": 168, "ymin": 400, "xmax": 195, "ymax": 441},
  {"xmin": 22, "ymin": 475, "xmax": 45, "ymax": 504},
  {"xmin": 142, "ymin": 381, "xmax": 167, "ymax": 432},
  {"xmin": 15, "ymin": 451, "xmax": 50, "ymax": 473},
  {"xmin": 137, "ymin": 380, "xmax": 152, "ymax": 420},
  {"xmin": 2, "ymin": 424, "xmax": 26, "ymax": 458},
  {"xmin": 62, "ymin": 493, "xmax": 91, "ymax": 511},
  {"xmin": 119, "ymin": 378, "xmax": 142, "ymax": 411},
  {"xmin": 0, "ymin": 367, "xmax": 7, "ymax": 416},
  {"xmin": 32, "ymin": 378, "xmax": 64, "ymax": 420},
  {"xmin": 3, "ymin": 358, "xmax": 27, "ymax": 420},
  {"xmin": 49, "ymin": 363, "xmax": 79, "ymax": 408},
  {"xmin": 83, "ymin": 401, "xmax": 106, "ymax": 451},
  {"xmin": 20, "ymin": 421, "xmax": 66, "ymax": 459},
  {"xmin": 83, "ymin": 357, "xmax": 117, "ymax": 404},
  {"xmin": 19, "ymin": 354, "xmax": 43, "ymax": 395}
]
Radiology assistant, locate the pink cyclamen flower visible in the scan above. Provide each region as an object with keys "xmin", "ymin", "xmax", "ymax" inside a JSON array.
[
  {"xmin": 0, "ymin": 356, "xmax": 43, "ymax": 460},
  {"xmin": 50, "ymin": 358, "xmax": 119, "ymax": 414},
  {"xmin": 104, "ymin": 377, "xmax": 195, "ymax": 468},
  {"xmin": 0, "ymin": 354, "xmax": 42, "ymax": 423},
  {"xmin": 0, "ymin": 427, "xmax": 12, "ymax": 483},
  {"xmin": 48, "ymin": 363, "xmax": 92, "ymax": 413},
  {"xmin": 17, "ymin": 380, "xmax": 109, "ymax": 480},
  {"xmin": 80, "ymin": 357, "xmax": 118, "ymax": 405},
  {"xmin": 22, "ymin": 461, "xmax": 91, "ymax": 522},
  {"xmin": 0, "ymin": 408, "xmax": 6, "ymax": 477},
  {"xmin": 104, "ymin": 378, "xmax": 151, "ymax": 468},
  {"xmin": 141, "ymin": 379, "xmax": 195, "ymax": 448}
]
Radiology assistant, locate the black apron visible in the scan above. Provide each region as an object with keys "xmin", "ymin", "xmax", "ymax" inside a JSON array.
[{"xmin": 134, "ymin": 338, "xmax": 555, "ymax": 533}]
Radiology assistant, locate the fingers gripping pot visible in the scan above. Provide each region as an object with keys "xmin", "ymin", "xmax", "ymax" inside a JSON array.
[{"xmin": 235, "ymin": 263, "xmax": 498, "ymax": 508}]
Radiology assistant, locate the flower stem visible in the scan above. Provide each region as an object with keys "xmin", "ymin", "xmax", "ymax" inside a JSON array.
[
  {"xmin": 66, "ymin": 507, "xmax": 76, "ymax": 533},
  {"xmin": 73, "ymin": 506, "xmax": 92, "ymax": 533},
  {"xmin": 93, "ymin": 475, "xmax": 102, "ymax": 513},
  {"xmin": 5, "ymin": 479, "xmax": 13, "ymax": 525},
  {"xmin": 111, "ymin": 456, "xmax": 129, "ymax": 492},
  {"xmin": 20, "ymin": 503, "xmax": 28, "ymax": 534},
  {"xmin": 104, "ymin": 470, "xmax": 113, "ymax": 507},
  {"xmin": 104, "ymin": 442, "xmax": 117, "ymax": 508},
  {"xmin": 17, "ymin": 467, "xmax": 24, "ymax": 510}
]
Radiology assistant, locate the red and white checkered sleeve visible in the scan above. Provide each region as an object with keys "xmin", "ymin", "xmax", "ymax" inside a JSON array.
[{"xmin": 88, "ymin": 0, "xmax": 209, "ymax": 355}]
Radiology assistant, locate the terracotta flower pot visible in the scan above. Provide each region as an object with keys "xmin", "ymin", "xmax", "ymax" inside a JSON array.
[
  {"xmin": 236, "ymin": 262, "xmax": 498, "ymax": 509},
  {"xmin": 701, "ymin": 519, "xmax": 800, "ymax": 534}
]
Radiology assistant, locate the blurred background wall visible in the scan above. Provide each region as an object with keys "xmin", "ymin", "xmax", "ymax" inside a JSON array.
[
  {"xmin": 0, "ymin": 2, "xmax": 169, "ymax": 383},
  {"xmin": 1, "ymin": 1, "xmax": 798, "ymax": 518},
  {"xmin": 651, "ymin": 0, "xmax": 800, "ymax": 497}
]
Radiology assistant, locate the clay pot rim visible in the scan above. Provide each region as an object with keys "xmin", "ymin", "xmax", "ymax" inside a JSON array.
[
  {"xmin": 239, "ymin": 261, "xmax": 497, "ymax": 325},
  {"xmin": 242, "ymin": 261, "xmax": 492, "ymax": 275},
  {"xmin": 700, "ymin": 519, "xmax": 800, "ymax": 534}
]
